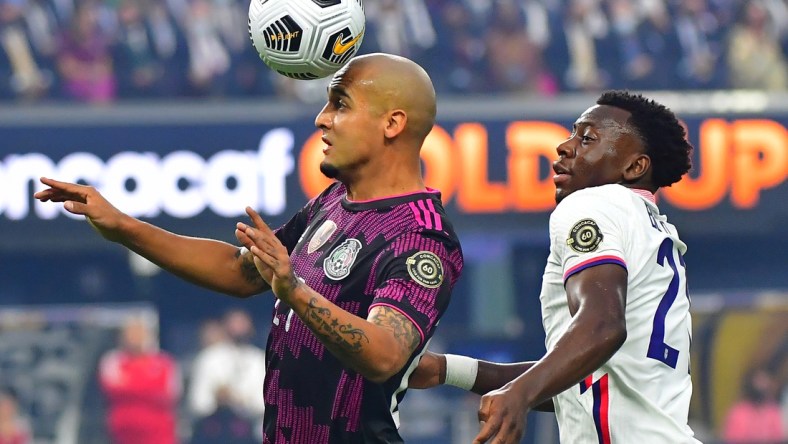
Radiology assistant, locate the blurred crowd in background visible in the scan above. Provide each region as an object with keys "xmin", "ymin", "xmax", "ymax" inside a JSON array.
[
  {"xmin": 0, "ymin": 308, "xmax": 270, "ymax": 444},
  {"xmin": 0, "ymin": 0, "xmax": 787, "ymax": 104}
]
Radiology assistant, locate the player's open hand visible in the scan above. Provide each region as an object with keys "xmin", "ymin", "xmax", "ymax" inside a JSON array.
[
  {"xmin": 234, "ymin": 207, "xmax": 274, "ymax": 283},
  {"xmin": 33, "ymin": 177, "xmax": 128, "ymax": 242},
  {"xmin": 236, "ymin": 207, "xmax": 298, "ymax": 300},
  {"xmin": 473, "ymin": 381, "xmax": 529, "ymax": 444}
]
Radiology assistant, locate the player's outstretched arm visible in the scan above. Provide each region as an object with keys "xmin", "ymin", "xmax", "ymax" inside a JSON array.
[
  {"xmin": 472, "ymin": 264, "xmax": 628, "ymax": 444},
  {"xmin": 408, "ymin": 351, "xmax": 445, "ymax": 389},
  {"xmin": 239, "ymin": 208, "xmax": 431, "ymax": 383},
  {"xmin": 409, "ymin": 352, "xmax": 554, "ymax": 411},
  {"xmin": 34, "ymin": 177, "xmax": 270, "ymax": 297}
]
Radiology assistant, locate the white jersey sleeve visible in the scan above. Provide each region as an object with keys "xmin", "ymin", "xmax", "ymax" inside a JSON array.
[
  {"xmin": 541, "ymin": 184, "xmax": 701, "ymax": 444},
  {"xmin": 550, "ymin": 187, "xmax": 628, "ymax": 284}
]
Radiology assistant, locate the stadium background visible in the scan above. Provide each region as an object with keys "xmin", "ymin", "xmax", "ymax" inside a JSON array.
[{"xmin": 0, "ymin": 0, "xmax": 787, "ymax": 443}]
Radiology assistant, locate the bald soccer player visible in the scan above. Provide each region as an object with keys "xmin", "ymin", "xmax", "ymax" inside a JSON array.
[{"xmin": 35, "ymin": 53, "xmax": 464, "ymax": 444}]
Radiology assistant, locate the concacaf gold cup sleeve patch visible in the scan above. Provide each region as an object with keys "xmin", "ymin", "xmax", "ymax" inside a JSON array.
[
  {"xmin": 567, "ymin": 219, "xmax": 603, "ymax": 253},
  {"xmin": 406, "ymin": 251, "xmax": 444, "ymax": 288}
]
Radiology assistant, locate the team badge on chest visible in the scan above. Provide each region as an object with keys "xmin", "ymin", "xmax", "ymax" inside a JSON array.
[
  {"xmin": 308, "ymin": 220, "xmax": 337, "ymax": 254},
  {"xmin": 323, "ymin": 238, "xmax": 362, "ymax": 280}
]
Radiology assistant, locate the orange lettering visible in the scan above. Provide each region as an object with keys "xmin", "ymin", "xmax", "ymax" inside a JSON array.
[
  {"xmin": 421, "ymin": 125, "xmax": 456, "ymax": 201},
  {"xmin": 298, "ymin": 119, "xmax": 787, "ymax": 214},
  {"xmin": 455, "ymin": 123, "xmax": 507, "ymax": 212},
  {"xmin": 731, "ymin": 120, "xmax": 788, "ymax": 208},
  {"xmin": 663, "ymin": 119, "xmax": 729, "ymax": 210},
  {"xmin": 507, "ymin": 122, "xmax": 568, "ymax": 211}
]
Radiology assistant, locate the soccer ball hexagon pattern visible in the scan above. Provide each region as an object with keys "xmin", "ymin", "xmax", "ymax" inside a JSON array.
[{"xmin": 248, "ymin": 0, "xmax": 365, "ymax": 80}]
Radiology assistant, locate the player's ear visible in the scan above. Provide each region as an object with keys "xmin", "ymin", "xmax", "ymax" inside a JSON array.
[
  {"xmin": 623, "ymin": 153, "xmax": 651, "ymax": 182},
  {"xmin": 383, "ymin": 109, "xmax": 407, "ymax": 139}
]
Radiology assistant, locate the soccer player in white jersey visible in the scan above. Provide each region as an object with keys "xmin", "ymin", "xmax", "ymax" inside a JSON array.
[{"xmin": 409, "ymin": 90, "xmax": 700, "ymax": 444}]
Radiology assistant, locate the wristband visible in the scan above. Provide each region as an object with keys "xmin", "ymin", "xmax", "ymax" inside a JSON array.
[{"xmin": 444, "ymin": 354, "xmax": 478, "ymax": 391}]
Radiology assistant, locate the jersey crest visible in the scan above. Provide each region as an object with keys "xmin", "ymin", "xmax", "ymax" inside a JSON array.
[
  {"xmin": 323, "ymin": 238, "xmax": 362, "ymax": 280},
  {"xmin": 567, "ymin": 218, "xmax": 603, "ymax": 253},
  {"xmin": 406, "ymin": 251, "xmax": 444, "ymax": 288}
]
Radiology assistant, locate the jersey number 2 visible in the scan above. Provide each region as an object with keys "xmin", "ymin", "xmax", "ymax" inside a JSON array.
[{"xmin": 647, "ymin": 238, "xmax": 686, "ymax": 369}]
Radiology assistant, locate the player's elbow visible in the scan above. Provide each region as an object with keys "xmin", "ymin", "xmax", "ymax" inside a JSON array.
[
  {"xmin": 584, "ymin": 302, "xmax": 627, "ymax": 352},
  {"xmin": 365, "ymin": 371, "xmax": 393, "ymax": 384},
  {"xmin": 600, "ymin": 319, "xmax": 627, "ymax": 351},
  {"xmin": 364, "ymin": 355, "xmax": 408, "ymax": 384},
  {"xmin": 364, "ymin": 365, "xmax": 401, "ymax": 384},
  {"xmin": 220, "ymin": 279, "xmax": 269, "ymax": 298}
]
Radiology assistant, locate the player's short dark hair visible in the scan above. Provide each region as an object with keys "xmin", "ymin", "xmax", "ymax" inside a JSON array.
[{"xmin": 597, "ymin": 90, "xmax": 693, "ymax": 188}]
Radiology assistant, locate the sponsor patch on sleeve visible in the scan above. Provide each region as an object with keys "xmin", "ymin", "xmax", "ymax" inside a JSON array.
[
  {"xmin": 406, "ymin": 251, "xmax": 444, "ymax": 288},
  {"xmin": 567, "ymin": 219, "xmax": 603, "ymax": 253}
]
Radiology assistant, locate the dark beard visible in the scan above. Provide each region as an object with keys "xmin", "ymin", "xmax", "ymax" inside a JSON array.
[{"xmin": 320, "ymin": 162, "xmax": 340, "ymax": 179}]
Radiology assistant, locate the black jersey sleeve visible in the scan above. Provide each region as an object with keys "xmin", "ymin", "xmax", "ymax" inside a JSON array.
[{"xmin": 368, "ymin": 231, "xmax": 463, "ymax": 346}]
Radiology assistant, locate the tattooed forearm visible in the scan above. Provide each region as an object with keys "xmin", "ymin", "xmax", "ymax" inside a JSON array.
[
  {"xmin": 236, "ymin": 248, "xmax": 266, "ymax": 288},
  {"xmin": 305, "ymin": 297, "xmax": 369, "ymax": 353},
  {"xmin": 370, "ymin": 306, "xmax": 420, "ymax": 354}
]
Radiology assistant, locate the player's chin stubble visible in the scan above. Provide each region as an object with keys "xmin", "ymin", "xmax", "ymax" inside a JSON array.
[{"xmin": 320, "ymin": 162, "xmax": 340, "ymax": 179}]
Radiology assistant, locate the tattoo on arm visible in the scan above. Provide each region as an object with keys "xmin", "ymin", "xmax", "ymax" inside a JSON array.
[
  {"xmin": 370, "ymin": 306, "xmax": 421, "ymax": 355},
  {"xmin": 305, "ymin": 297, "xmax": 370, "ymax": 353},
  {"xmin": 235, "ymin": 248, "xmax": 266, "ymax": 288}
]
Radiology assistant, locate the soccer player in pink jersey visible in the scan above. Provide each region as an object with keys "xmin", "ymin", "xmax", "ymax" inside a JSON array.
[{"xmin": 35, "ymin": 53, "xmax": 464, "ymax": 443}]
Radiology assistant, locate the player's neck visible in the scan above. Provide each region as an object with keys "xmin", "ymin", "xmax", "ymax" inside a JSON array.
[
  {"xmin": 621, "ymin": 182, "xmax": 658, "ymax": 195},
  {"xmin": 345, "ymin": 180, "xmax": 427, "ymax": 202},
  {"xmin": 344, "ymin": 158, "xmax": 426, "ymax": 201}
]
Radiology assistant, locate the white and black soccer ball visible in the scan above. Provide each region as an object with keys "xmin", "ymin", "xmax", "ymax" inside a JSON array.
[{"xmin": 248, "ymin": 0, "xmax": 365, "ymax": 80}]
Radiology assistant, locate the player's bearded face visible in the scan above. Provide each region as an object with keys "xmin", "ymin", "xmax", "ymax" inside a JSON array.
[{"xmin": 316, "ymin": 70, "xmax": 379, "ymax": 182}]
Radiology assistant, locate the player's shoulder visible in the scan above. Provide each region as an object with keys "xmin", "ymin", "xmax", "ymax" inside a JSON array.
[
  {"xmin": 301, "ymin": 182, "xmax": 345, "ymax": 218},
  {"xmin": 549, "ymin": 185, "xmax": 640, "ymax": 236},
  {"xmin": 562, "ymin": 184, "xmax": 631, "ymax": 205},
  {"xmin": 377, "ymin": 190, "xmax": 452, "ymax": 232},
  {"xmin": 314, "ymin": 181, "xmax": 345, "ymax": 205},
  {"xmin": 553, "ymin": 184, "xmax": 631, "ymax": 216},
  {"xmin": 407, "ymin": 196, "xmax": 461, "ymax": 245},
  {"xmin": 384, "ymin": 193, "xmax": 462, "ymax": 260}
]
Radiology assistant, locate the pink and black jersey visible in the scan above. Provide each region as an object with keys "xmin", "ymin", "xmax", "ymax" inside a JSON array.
[{"xmin": 264, "ymin": 182, "xmax": 463, "ymax": 444}]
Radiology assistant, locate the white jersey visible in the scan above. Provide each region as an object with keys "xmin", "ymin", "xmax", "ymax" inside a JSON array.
[{"xmin": 540, "ymin": 184, "xmax": 700, "ymax": 444}]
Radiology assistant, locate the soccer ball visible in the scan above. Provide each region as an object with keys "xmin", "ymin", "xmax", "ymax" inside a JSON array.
[{"xmin": 248, "ymin": 0, "xmax": 366, "ymax": 80}]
